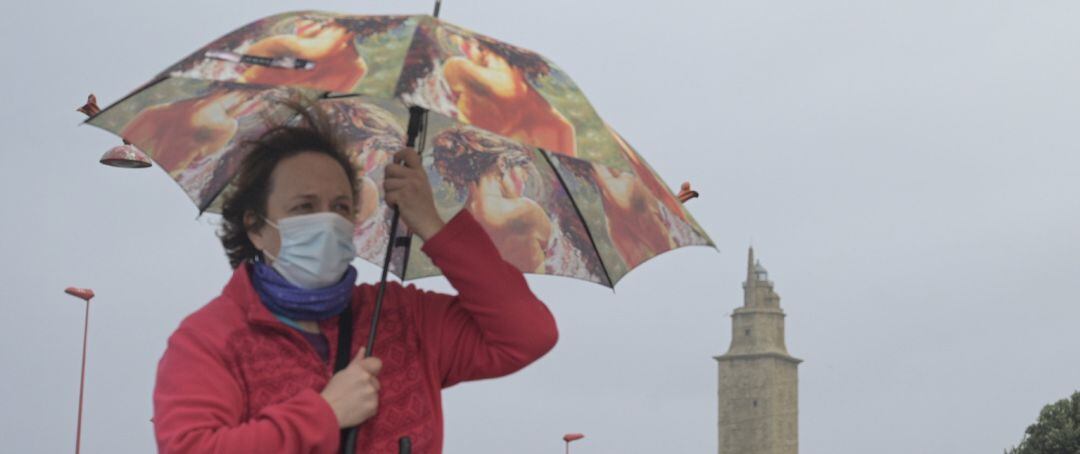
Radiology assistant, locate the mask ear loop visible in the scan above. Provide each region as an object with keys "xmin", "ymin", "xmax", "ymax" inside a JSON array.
[
  {"xmin": 259, "ymin": 249, "xmax": 279, "ymax": 265},
  {"xmin": 255, "ymin": 217, "xmax": 282, "ymax": 265}
]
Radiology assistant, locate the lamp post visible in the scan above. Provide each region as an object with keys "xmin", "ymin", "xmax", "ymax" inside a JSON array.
[
  {"xmin": 563, "ymin": 433, "xmax": 585, "ymax": 454},
  {"xmin": 64, "ymin": 287, "xmax": 95, "ymax": 454}
]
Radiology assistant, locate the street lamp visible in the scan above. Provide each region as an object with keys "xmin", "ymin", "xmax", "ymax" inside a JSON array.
[
  {"xmin": 76, "ymin": 94, "xmax": 153, "ymax": 169},
  {"xmin": 563, "ymin": 433, "xmax": 585, "ymax": 454},
  {"xmin": 99, "ymin": 143, "xmax": 152, "ymax": 168},
  {"xmin": 64, "ymin": 287, "xmax": 95, "ymax": 454}
]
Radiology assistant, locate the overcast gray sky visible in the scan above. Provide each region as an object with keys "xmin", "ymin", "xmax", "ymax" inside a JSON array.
[{"xmin": 3, "ymin": 1, "xmax": 1079, "ymax": 453}]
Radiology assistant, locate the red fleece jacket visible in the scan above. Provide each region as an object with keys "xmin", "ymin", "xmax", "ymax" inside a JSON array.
[{"xmin": 153, "ymin": 211, "xmax": 558, "ymax": 453}]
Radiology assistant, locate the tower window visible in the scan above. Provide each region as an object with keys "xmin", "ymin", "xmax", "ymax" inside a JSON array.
[
  {"xmin": 745, "ymin": 329, "xmax": 751, "ymax": 336},
  {"xmin": 753, "ymin": 400, "xmax": 758, "ymax": 407}
]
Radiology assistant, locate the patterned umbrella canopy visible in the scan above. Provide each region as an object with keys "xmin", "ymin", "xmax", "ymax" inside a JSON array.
[{"xmin": 85, "ymin": 10, "xmax": 713, "ymax": 287}]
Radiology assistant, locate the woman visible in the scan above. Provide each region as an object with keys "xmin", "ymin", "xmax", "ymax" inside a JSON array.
[{"xmin": 152, "ymin": 103, "xmax": 558, "ymax": 453}]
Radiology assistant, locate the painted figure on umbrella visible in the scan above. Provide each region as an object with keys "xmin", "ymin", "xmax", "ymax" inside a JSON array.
[
  {"xmin": 165, "ymin": 14, "xmax": 411, "ymax": 94},
  {"xmin": 400, "ymin": 24, "xmax": 578, "ymax": 158},
  {"xmin": 609, "ymin": 129, "xmax": 708, "ymax": 249},
  {"xmin": 327, "ymin": 100, "xmax": 407, "ymax": 257},
  {"xmin": 120, "ymin": 88, "xmax": 268, "ymax": 178},
  {"xmin": 433, "ymin": 127, "xmax": 553, "ymax": 273},
  {"xmin": 610, "ymin": 129, "xmax": 691, "ymax": 225},
  {"xmin": 560, "ymin": 157, "xmax": 672, "ymax": 269},
  {"xmin": 239, "ymin": 15, "xmax": 367, "ymax": 92},
  {"xmin": 432, "ymin": 126, "xmax": 602, "ymax": 281},
  {"xmin": 556, "ymin": 130, "xmax": 711, "ymax": 270},
  {"xmin": 442, "ymin": 34, "xmax": 577, "ymax": 157},
  {"xmin": 607, "ymin": 129, "xmax": 708, "ymax": 249}
]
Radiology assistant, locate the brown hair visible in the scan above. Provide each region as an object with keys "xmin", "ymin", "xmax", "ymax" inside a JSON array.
[
  {"xmin": 397, "ymin": 26, "xmax": 552, "ymax": 94},
  {"xmin": 218, "ymin": 100, "xmax": 359, "ymax": 268},
  {"xmin": 432, "ymin": 126, "xmax": 532, "ymax": 194}
]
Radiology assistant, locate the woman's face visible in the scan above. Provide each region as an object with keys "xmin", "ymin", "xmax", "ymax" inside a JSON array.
[{"xmin": 247, "ymin": 151, "xmax": 356, "ymax": 260}]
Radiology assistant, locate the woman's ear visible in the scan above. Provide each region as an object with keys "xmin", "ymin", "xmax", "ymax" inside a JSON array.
[{"xmin": 244, "ymin": 210, "xmax": 265, "ymax": 253}]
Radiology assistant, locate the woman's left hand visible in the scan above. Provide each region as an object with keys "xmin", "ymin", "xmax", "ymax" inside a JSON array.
[{"xmin": 384, "ymin": 148, "xmax": 445, "ymax": 241}]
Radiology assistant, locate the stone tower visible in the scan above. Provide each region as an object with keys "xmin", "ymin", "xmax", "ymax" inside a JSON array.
[{"xmin": 715, "ymin": 248, "xmax": 801, "ymax": 454}]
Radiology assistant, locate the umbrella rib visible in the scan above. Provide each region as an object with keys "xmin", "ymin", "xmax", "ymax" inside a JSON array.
[
  {"xmin": 396, "ymin": 108, "xmax": 430, "ymax": 280},
  {"xmin": 536, "ymin": 149, "xmax": 615, "ymax": 288}
]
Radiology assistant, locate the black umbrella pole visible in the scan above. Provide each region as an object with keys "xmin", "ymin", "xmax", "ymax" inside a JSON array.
[
  {"xmin": 363, "ymin": 206, "xmax": 404, "ymax": 358},
  {"xmin": 364, "ymin": 106, "xmax": 427, "ymax": 356},
  {"xmin": 342, "ymin": 106, "xmax": 427, "ymax": 454}
]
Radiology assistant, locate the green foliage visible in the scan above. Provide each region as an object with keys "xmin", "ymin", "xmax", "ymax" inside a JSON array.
[{"xmin": 1007, "ymin": 391, "xmax": 1080, "ymax": 454}]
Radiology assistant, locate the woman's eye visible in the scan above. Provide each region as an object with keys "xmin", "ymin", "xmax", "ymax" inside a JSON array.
[{"xmin": 292, "ymin": 203, "xmax": 314, "ymax": 212}]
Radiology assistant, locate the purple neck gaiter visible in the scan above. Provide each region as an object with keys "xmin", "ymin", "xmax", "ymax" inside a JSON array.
[{"xmin": 250, "ymin": 261, "xmax": 356, "ymax": 321}]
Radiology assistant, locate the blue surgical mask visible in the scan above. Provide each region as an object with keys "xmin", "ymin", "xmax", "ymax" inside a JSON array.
[{"xmin": 262, "ymin": 212, "xmax": 357, "ymax": 289}]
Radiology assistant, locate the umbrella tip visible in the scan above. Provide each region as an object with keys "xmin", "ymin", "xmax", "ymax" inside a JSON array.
[
  {"xmin": 77, "ymin": 94, "xmax": 100, "ymax": 118},
  {"xmin": 677, "ymin": 181, "xmax": 699, "ymax": 203}
]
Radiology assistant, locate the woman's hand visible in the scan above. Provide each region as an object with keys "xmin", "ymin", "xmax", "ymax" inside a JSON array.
[
  {"xmin": 384, "ymin": 148, "xmax": 446, "ymax": 240},
  {"xmin": 320, "ymin": 348, "xmax": 382, "ymax": 428}
]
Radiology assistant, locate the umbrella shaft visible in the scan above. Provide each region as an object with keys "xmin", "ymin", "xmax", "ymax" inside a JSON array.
[
  {"xmin": 344, "ymin": 106, "xmax": 428, "ymax": 454},
  {"xmin": 364, "ymin": 206, "xmax": 402, "ymax": 356}
]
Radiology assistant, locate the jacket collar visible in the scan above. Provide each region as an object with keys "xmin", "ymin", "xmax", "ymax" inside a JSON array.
[
  {"xmin": 222, "ymin": 263, "xmax": 351, "ymax": 339},
  {"xmin": 222, "ymin": 263, "xmax": 286, "ymax": 327}
]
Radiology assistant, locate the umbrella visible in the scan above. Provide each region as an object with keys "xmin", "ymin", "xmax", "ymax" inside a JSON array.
[
  {"xmin": 85, "ymin": 9, "xmax": 713, "ymax": 282},
  {"xmin": 87, "ymin": 80, "xmax": 713, "ymax": 285},
  {"xmin": 82, "ymin": 8, "xmax": 715, "ymax": 451}
]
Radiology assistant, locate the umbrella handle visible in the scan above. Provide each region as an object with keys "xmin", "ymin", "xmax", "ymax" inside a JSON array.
[
  {"xmin": 364, "ymin": 105, "xmax": 427, "ymax": 356},
  {"xmin": 341, "ymin": 106, "xmax": 427, "ymax": 454}
]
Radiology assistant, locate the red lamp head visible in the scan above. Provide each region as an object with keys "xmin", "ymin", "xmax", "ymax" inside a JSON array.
[
  {"xmin": 64, "ymin": 287, "xmax": 95, "ymax": 301},
  {"xmin": 77, "ymin": 93, "xmax": 152, "ymax": 169},
  {"xmin": 99, "ymin": 144, "xmax": 152, "ymax": 168},
  {"xmin": 563, "ymin": 433, "xmax": 585, "ymax": 442}
]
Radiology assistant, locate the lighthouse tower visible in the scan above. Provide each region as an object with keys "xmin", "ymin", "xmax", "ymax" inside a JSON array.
[{"xmin": 715, "ymin": 248, "xmax": 801, "ymax": 454}]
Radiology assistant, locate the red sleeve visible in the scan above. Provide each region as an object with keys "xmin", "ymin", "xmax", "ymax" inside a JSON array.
[
  {"xmin": 416, "ymin": 210, "xmax": 559, "ymax": 388},
  {"xmin": 153, "ymin": 327, "xmax": 340, "ymax": 453}
]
